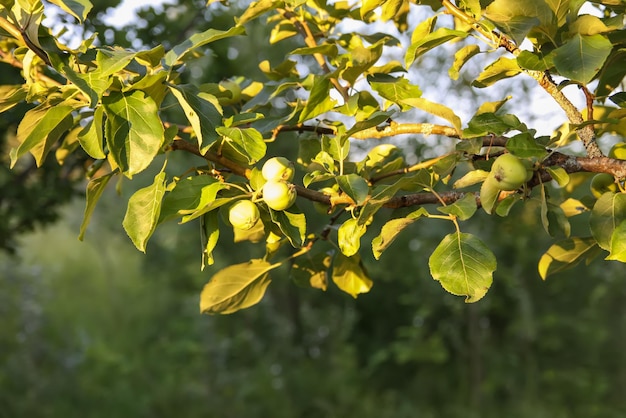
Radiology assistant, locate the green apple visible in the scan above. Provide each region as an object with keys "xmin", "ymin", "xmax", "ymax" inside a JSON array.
[
  {"xmin": 228, "ymin": 200, "xmax": 260, "ymax": 230},
  {"xmin": 262, "ymin": 157, "xmax": 295, "ymax": 182},
  {"xmin": 590, "ymin": 173, "xmax": 618, "ymax": 199},
  {"xmin": 262, "ymin": 180, "xmax": 297, "ymax": 211},
  {"xmin": 489, "ymin": 153, "xmax": 531, "ymax": 191}
]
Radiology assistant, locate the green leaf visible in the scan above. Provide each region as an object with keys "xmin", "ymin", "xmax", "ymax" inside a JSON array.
[
  {"xmin": 569, "ymin": 14, "xmax": 610, "ymax": 36},
  {"xmin": 159, "ymin": 175, "xmax": 220, "ymax": 223},
  {"xmin": 406, "ymin": 28, "xmax": 468, "ymax": 68},
  {"xmin": 237, "ymin": 0, "xmax": 278, "ymax": 25},
  {"xmin": 270, "ymin": 208, "xmax": 306, "ymax": 248},
  {"xmin": 464, "ymin": 112, "xmax": 522, "ymax": 137},
  {"xmin": 517, "ymin": 50, "xmax": 553, "ymax": 72},
  {"xmin": 0, "ymin": 85, "xmax": 27, "ymax": 112},
  {"xmin": 590, "ymin": 192, "xmax": 626, "ymax": 251},
  {"xmin": 102, "ymin": 90, "xmax": 165, "ymax": 178},
  {"xmin": 546, "ymin": 166, "xmax": 569, "ymax": 187},
  {"xmin": 472, "ymin": 57, "xmax": 522, "ymax": 88},
  {"xmin": 78, "ymin": 106, "xmax": 106, "ymax": 159},
  {"xmin": 506, "ymin": 132, "xmax": 547, "ymax": 158},
  {"xmin": 332, "ymin": 253, "xmax": 373, "ymax": 298},
  {"xmin": 165, "ymin": 25, "xmax": 246, "ymax": 67},
  {"xmin": 538, "ymin": 237, "xmax": 598, "ymax": 279},
  {"xmin": 361, "ymin": 0, "xmax": 385, "ymax": 18},
  {"xmin": 401, "ymin": 96, "xmax": 462, "ymax": 134},
  {"xmin": 200, "ymin": 259, "xmax": 279, "ymax": 314},
  {"xmin": 47, "ymin": 0, "xmax": 92, "ymax": 22},
  {"xmin": 216, "ymin": 126, "xmax": 266, "ymax": 164},
  {"xmin": 201, "ymin": 210, "xmax": 220, "ymax": 268},
  {"xmin": 179, "ymin": 185, "xmax": 230, "ymax": 223},
  {"xmin": 371, "ymin": 207, "xmax": 428, "ymax": 259},
  {"xmin": 291, "ymin": 252, "xmax": 331, "ymax": 291},
  {"xmin": 10, "ymin": 104, "xmax": 74, "ymax": 168},
  {"xmin": 336, "ymin": 174, "xmax": 370, "ymax": 205},
  {"xmin": 368, "ymin": 75, "xmax": 422, "ymax": 110},
  {"xmin": 338, "ymin": 218, "xmax": 367, "ymax": 257},
  {"xmin": 437, "ymin": 193, "xmax": 477, "ymax": 220},
  {"xmin": 169, "ymin": 84, "xmax": 222, "ymax": 154},
  {"xmin": 607, "ymin": 221, "xmax": 626, "ymax": 262},
  {"xmin": 298, "ymin": 75, "xmax": 337, "ymax": 123},
  {"xmin": 79, "ymin": 171, "xmax": 116, "ymax": 241},
  {"xmin": 428, "ymin": 232, "xmax": 496, "ymax": 303},
  {"xmin": 484, "ymin": 0, "xmax": 553, "ymax": 43},
  {"xmin": 449, "ymin": 44, "xmax": 481, "ymax": 80},
  {"xmin": 322, "ymin": 134, "xmax": 350, "ymax": 163},
  {"xmin": 122, "ymin": 170, "xmax": 167, "ymax": 252},
  {"xmin": 552, "ymin": 34, "xmax": 612, "ymax": 84},
  {"xmin": 96, "ymin": 47, "xmax": 137, "ymax": 77}
]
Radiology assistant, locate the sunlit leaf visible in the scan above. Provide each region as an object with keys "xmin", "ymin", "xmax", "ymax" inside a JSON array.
[
  {"xmin": 79, "ymin": 171, "xmax": 116, "ymax": 241},
  {"xmin": 164, "ymin": 26, "xmax": 245, "ymax": 67},
  {"xmin": 201, "ymin": 210, "xmax": 220, "ymax": 269},
  {"xmin": 429, "ymin": 232, "xmax": 496, "ymax": 303},
  {"xmin": 552, "ymin": 34, "xmax": 612, "ymax": 84},
  {"xmin": 291, "ymin": 251, "xmax": 331, "ymax": 291},
  {"xmin": 332, "ymin": 253, "xmax": 373, "ymax": 298},
  {"xmin": 102, "ymin": 91, "xmax": 165, "ymax": 178},
  {"xmin": 47, "ymin": 0, "xmax": 92, "ymax": 23},
  {"xmin": 372, "ymin": 207, "xmax": 428, "ymax": 259},
  {"xmin": 200, "ymin": 259, "xmax": 279, "ymax": 314},
  {"xmin": 122, "ymin": 170, "xmax": 167, "ymax": 252},
  {"xmin": 437, "ymin": 193, "xmax": 477, "ymax": 220},
  {"xmin": 217, "ymin": 126, "xmax": 266, "ymax": 164},
  {"xmin": 449, "ymin": 44, "xmax": 480, "ymax": 80},
  {"xmin": 538, "ymin": 237, "xmax": 598, "ymax": 279},
  {"xmin": 270, "ymin": 208, "xmax": 306, "ymax": 248},
  {"xmin": 299, "ymin": 75, "xmax": 337, "ymax": 123},
  {"xmin": 589, "ymin": 192, "xmax": 626, "ymax": 251},
  {"xmin": 159, "ymin": 175, "xmax": 220, "ymax": 223},
  {"xmin": 78, "ymin": 106, "xmax": 106, "ymax": 159},
  {"xmin": 338, "ymin": 218, "xmax": 367, "ymax": 257},
  {"xmin": 170, "ymin": 84, "xmax": 222, "ymax": 154},
  {"xmin": 336, "ymin": 173, "xmax": 369, "ymax": 205},
  {"xmin": 10, "ymin": 104, "xmax": 74, "ymax": 168},
  {"xmin": 472, "ymin": 57, "xmax": 521, "ymax": 88}
]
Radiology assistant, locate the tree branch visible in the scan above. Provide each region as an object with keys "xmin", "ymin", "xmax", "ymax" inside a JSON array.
[{"xmin": 441, "ymin": 0, "xmax": 603, "ymax": 158}]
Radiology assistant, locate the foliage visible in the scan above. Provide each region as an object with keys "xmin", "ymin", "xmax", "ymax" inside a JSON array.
[{"xmin": 1, "ymin": 0, "xmax": 626, "ymax": 313}]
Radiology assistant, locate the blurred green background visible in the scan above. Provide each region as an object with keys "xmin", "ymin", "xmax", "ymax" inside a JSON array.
[{"xmin": 1, "ymin": 1, "xmax": 626, "ymax": 417}]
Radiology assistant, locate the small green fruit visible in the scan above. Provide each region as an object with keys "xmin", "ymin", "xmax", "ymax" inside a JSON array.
[
  {"xmin": 262, "ymin": 157, "xmax": 295, "ymax": 182},
  {"xmin": 263, "ymin": 180, "xmax": 297, "ymax": 211},
  {"xmin": 490, "ymin": 153, "xmax": 530, "ymax": 191},
  {"xmin": 590, "ymin": 173, "xmax": 618, "ymax": 199},
  {"xmin": 228, "ymin": 200, "xmax": 260, "ymax": 230}
]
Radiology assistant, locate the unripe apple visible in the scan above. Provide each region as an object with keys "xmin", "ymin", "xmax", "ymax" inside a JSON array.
[
  {"xmin": 228, "ymin": 200, "xmax": 260, "ymax": 230},
  {"xmin": 262, "ymin": 180, "xmax": 297, "ymax": 211},
  {"xmin": 262, "ymin": 157, "xmax": 295, "ymax": 182},
  {"xmin": 489, "ymin": 153, "xmax": 531, "ymax": 191},
  {"xmin": 590, "ymin": 173, "xmax": 618, "ymax": 199}
]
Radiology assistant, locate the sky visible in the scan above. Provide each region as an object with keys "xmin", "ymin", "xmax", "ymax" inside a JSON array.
[{"xmin": 102, "ymin": 0, "xmax": 175, "ymax": 28}]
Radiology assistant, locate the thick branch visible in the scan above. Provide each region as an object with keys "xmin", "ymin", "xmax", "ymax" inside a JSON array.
[{"xmin": 441, "ymin": 0, "xmax": 602, "ymax": 158}]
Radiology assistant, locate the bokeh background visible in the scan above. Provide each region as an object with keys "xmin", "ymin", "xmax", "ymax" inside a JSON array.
[{"xmin": 1, "ymin": 1, "xmax": 625, "ymax": 417}]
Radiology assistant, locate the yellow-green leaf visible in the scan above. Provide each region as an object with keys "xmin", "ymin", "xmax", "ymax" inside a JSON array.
[
  {"xmin": 332, "ymin": 253, "xmax": 373, "ymax": 298},
  {"xmin": 200, "ymin": 259, "xmax": 279, "ymax": 314},
  {"xmin": 538, "ymin": 237, "xmax": 598, "ymax": 279},
  {"xmin": 122, "ymin": 171, "xmax": 167, "ymax": 252},
  {"xmin": 428, "ymin": 232, "xmax": 496, "ymax": 302}
]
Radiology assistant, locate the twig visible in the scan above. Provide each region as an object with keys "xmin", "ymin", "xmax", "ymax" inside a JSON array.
[{"xmin": 278, "ymin": 8, "xmax": 349, "ymax": 101}]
